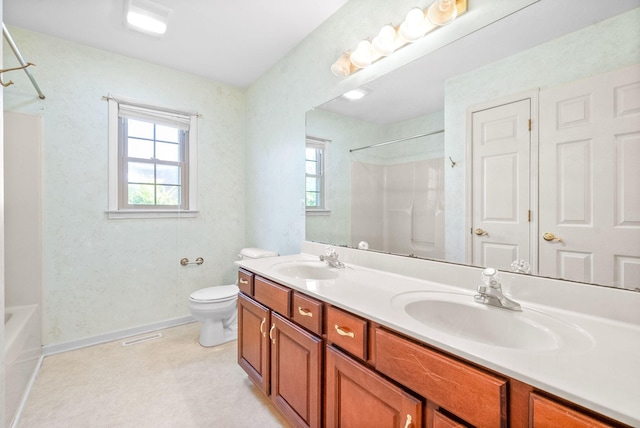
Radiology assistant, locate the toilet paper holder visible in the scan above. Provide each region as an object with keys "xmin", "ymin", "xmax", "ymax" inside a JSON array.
[{"xmin": 180, "ymin": 257, "xmax": 204, "ymax": 266}]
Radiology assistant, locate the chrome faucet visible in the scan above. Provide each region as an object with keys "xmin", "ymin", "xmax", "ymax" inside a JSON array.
[
  {"xmin": 319, "ymin": 246, "xmax": 345, "ymax": 269},
  {"xmin": 474, "ymin": 268, "xmax": 522, "ymax": 311}
]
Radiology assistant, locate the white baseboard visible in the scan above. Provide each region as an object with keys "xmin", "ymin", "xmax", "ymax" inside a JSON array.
[{"xmin": 42, "ymin": 315, "xmax": 196, "ymax": 356}]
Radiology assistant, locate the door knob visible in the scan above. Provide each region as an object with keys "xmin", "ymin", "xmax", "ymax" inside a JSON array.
[
  {"xmin": 474, "ymin": 228, "xmax": 488, "ymax": 236},
  {"xmin": 543, "ymin": 232, "xmax": 563, "ymax": 242}
]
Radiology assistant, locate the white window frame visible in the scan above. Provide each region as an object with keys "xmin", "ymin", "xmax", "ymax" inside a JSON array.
[
  {"xmin": 107, "ymin": 95, "xmax": 199, "ymax": 219},
  {"xmin": 305, "ymin": 137, "xmax": 331, "ymax": 216}
]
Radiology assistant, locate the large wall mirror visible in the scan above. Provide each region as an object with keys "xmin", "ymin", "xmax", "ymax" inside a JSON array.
[{"xmin": 306, "ymin": 0, "xmax": 640, "ymax": 290}]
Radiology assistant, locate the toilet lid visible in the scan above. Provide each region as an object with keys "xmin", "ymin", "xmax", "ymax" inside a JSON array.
[{"xmin": 190, "ymin": 285, "xmax": 239, "ymax": 302}]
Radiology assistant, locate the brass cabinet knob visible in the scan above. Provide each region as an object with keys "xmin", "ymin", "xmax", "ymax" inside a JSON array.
[
  {"xmin": 543, "ymin": 232, "xmax": 563, "ymax": 242},
  {"xmin": 474, "ymin": 228, "xmax": 488, "ymax": 236}
]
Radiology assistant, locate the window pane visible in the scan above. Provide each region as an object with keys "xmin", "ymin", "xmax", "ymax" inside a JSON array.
[
  {"xmin": 128, "ymin": 138, "xmax": 154, "ymax": 159},
  {"xmin": 306, "ymin": 192, "xmax": 319, "ymax": 207},
  {"xmin": 306, "ymin": 160, "xmax": 319, "ymax": 175},
  {"xmin": 305, "ymin": 148, "xmax": 317, "ymax": 161},
  {"xmin": 156, "ymin": 141, "xmax": 180, "ymax": 162},
  {"xmin": 306, "ymin": 177, "xmax": 319, "ymax": 192},
  {"xmin": 156, "ymin": 125, "xmax": 180, "ymax": 143},
  {"xmin": 156, "ymin": 164, "xmax": 181, "ymax": 185},
  {"xmin": 128, "ymin": 162, "xmax": 155, "ymax": 184},
  {"xmin": 156, "ymin": 185, "xmax": 180, "ymax": 205},
  {"xmin": 128, "ymin": 119, "xmax": 154, "ymax": 139},
  {"xmin": 128, "ymin": 184, "xmax": 155, "ymax": 205}
]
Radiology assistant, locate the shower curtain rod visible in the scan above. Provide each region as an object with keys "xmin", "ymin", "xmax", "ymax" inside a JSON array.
[
  {"xmin": 2, "ymin": 23, "xmax": 45, "ymax": 99},
  {"xmin": 349, "ymin": 129, "xmax": 444, "ymax": 153}
]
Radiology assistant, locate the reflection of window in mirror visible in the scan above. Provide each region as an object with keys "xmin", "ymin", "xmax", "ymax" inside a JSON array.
[{"xmin": 305, "ymin": 137, "xmax": 330, "ymax": 215}]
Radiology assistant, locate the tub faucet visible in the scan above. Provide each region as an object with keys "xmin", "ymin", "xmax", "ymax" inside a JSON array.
[
  {"xmin": 474, "ymin": 268, "xmax": 521, "ymax": 311},
  {"xmin": 319, "ymin": 246, "xmax": 345, "ymax": 269}
]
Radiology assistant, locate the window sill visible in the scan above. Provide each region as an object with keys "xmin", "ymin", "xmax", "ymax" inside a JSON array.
[
  {"xmin": 107, "ymin": 210, "xmax": 199, "ymax": 220},
  {"xmin": 306, "ymin": 209, "xmax": 331, "ymax": 216}
]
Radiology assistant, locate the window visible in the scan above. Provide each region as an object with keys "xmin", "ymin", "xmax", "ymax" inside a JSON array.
[
  {"xmin": 108, "ymin": 96, "xmax": 198, "ymax": 218},
  {"xmin": 305, "ymin": 138, "xmax": 329, "ymax": 214}
]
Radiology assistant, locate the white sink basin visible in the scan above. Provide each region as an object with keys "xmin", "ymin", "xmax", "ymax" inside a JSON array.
[
  {"xmin": 274, "ymin": 260, "xmax": 339, "ymax": 280},
  {"xmin": 392, "ymin": 292, "xmax": 594, "ymax": 352}
]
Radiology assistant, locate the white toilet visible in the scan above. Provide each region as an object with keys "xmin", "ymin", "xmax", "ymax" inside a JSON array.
[{"xmin": 189, "ymin": 248, "xmax": 278, "ymax": 347}]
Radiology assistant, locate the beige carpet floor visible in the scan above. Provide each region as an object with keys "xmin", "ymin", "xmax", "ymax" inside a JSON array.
[{"xmin": 17, "ymin": 323, "xmax": 290, "ymax": 427}]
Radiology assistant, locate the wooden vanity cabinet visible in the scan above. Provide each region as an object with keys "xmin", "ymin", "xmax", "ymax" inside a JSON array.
[
  {"xmin": 238, "ymin": 268, "xmax": 629, "ymax": 428},
  {"xmin": 325, "ymin": 345, "xmax": 422, "ymax": 428},
  {"xmin": 237, "ymin": 274, "xmax": 323, "ymax": 428}
]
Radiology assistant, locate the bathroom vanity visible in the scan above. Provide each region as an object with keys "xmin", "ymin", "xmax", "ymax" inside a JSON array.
[{"xmin": 236, "ymin": 242, "xmax": 639, "ymax": 428}]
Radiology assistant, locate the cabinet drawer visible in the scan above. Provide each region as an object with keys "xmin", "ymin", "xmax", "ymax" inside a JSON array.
[
  {"xmin": 291, "ymin": 292, "xmax": 323, "ymax": 335},
  {"xmin": 433, "ymin": 410, "xmax": 468, "ymax": 428},
  {"xmin": 254, "ymin": 276, "xmax": 291, "ymax": 317},
  {"xmin": 326, "ymin": 306, "xmax": 368, "ymax": 360},
  {"xmin": 375, "ymin": 328, "xmax": 507, "ymax": 428},
  {"xmin": 238, "ymin": 269, "xmax": 254, "ymax": 295},
  {"xmin": 530, "ymin": 393, "xmax": 615, "ymax": 427}
]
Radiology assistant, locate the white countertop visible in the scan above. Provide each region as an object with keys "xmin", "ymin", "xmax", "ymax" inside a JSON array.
[{"xmin": 236, "ymin": 244, "xmax": 640, "ymax": 426}]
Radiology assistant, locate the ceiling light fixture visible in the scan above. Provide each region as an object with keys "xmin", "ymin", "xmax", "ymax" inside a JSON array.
[
  {"xmin": 342, "ymin": 88, "xmax": 370, "ymax": 101},
  {"xmin": 125, "ymin": 0, "xmax": 172, "ymax": 37},
  {"xmin": 331, "ymin": 0, "xmax": 467, "ymax": 77}
]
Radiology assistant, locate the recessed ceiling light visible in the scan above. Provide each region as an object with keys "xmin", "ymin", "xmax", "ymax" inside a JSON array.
[
  {"xmin": 342, "ymin": 88, "xmax": 370, "ymax": 101},
  {"xmin": 125, "ymin": 0, "xmax": 172, "ymax": 37}
]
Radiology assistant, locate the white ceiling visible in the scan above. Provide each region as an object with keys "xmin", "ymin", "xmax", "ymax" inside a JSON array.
[{"xmin": 3, "ymin": 0, "xmax": 349, "ymax": 88}]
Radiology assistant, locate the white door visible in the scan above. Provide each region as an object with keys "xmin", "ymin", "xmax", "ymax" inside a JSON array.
[
  {"xmin": 471, "ymin": 99, "xmax": 532, "ymax": 271},
  {"xmin": 539, "ymin": 65, "xmax": 640, "ymax": 288}
]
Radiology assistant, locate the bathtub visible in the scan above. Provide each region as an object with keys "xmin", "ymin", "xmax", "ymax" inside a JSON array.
[{"xmin": 5, "ymin": 305, "xmax": 42, "ymax": 428}]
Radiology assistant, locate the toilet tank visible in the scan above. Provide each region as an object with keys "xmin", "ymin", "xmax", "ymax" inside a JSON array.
[{"xmin": 239, "ymin": 248, "xmax": 279, "ymax": 260}]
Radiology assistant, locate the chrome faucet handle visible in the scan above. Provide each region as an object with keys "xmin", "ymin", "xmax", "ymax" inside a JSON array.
[
  {"xmin": 510, "ymin": 259, "xmax": 531, "ymax": 274},
  {"xmin": 481, "ymin": 267, "xmax": 501, "ymax": 289}
]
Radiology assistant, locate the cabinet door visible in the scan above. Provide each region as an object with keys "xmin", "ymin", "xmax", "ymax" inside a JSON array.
[
  {"xmin": 271, "ymin": 313, "xmax": 323, "ymax": 428},
  {"xmin": 237, "ymin": 293, "xmax": 270, "ymax": 394},
  {"xmin": 325, "ymin": 346, "xmax": 422, "ymax": 428}
]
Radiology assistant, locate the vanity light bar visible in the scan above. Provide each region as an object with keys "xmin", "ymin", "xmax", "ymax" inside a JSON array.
[{"xmin": 331, "ymin": 0, "xmax": 468, "ymax": 77}]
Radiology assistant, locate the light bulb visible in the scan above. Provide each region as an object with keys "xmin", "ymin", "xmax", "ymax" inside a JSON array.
[
  {"xmin": 372, "ymin": 25, "xmax": 397, "ymax": 56},
  {"xmin": 350, "ymin": 40, "xmax": 374, "ymax": 69},
  {"xmin": 331, "ymin": 52, "xmax": 353, "ymax": 77},
  {"xmin": 427, "ymin": 0, "xmax": 458, "ymax": 26},
  {"xmin": 398, "ymin": 7, "xmax": 428, "ymax": 43}
]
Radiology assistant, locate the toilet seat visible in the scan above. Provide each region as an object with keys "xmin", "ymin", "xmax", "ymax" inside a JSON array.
[{"xmin": 189, "ymin": 285, "xmax": 239, "ymax": 302}]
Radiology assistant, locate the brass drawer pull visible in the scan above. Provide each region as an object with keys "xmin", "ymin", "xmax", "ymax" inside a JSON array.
[
  {"xmin": 298, "ymin": 307, "xmax": 313, "ymax": 317},
  {"xmin": 239, "ymin": 278, "xmax": 249, "ymax": 284},
  {"xmin": 269, "ymin": 323, "xmax": 276, "ymax": 344},
  {"xmin": 260, "ymin": 318, "xmax": 266, "ymax": 337},
  {"xmin": 334, "ymin": 324, "xmax": 355, "ymax": 338},
  {"xmin": 404, "ymin": 414, "xmax": 413, "ymax": 428}
]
